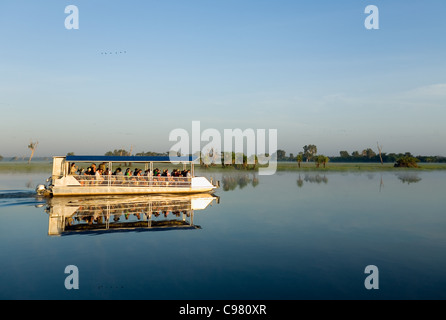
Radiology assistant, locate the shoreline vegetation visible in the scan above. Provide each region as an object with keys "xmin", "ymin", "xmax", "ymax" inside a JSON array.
[
  {"xmin": 1, "ymin": 160, "xmax": 446, "ymax": 174},
  {"xmin": 1, "ymin": 145, "xmax": 445, "ymax": 173}
]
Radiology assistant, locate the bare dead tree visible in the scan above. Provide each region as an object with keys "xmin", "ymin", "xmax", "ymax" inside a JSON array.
[
  {"xmin": 28, "ymin": 140, "xmax": 39, "ymax": 164},
  {"xmin": 377, "ymin": 142, "xmax": 383, "ymax": 165},
  {"xmin": 128, "ymin": 145, "xmax": 133, "ymax": 166}
]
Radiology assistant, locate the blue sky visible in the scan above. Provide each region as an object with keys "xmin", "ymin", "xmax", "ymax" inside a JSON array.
[{"xmin": 1, "ymin": 0, "xmax": 445, "ymax": 157}]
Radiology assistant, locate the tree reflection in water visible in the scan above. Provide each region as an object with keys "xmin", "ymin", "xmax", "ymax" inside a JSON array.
[
  {"xmin": 297, "ymin": 174, "xmax": 328, "ymax": 188},
  {"xmin": 221, "ymin": 173, "xmax": 259, "ymax": 191},
  {"xmin": 396, "ymin": 173, "xmax": 422, "ymax": 184}
]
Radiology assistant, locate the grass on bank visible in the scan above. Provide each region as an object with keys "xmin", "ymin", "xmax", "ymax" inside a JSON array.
[{"xmin": 0, "ymin": 161, "xmax": 53, "ymax": 173}]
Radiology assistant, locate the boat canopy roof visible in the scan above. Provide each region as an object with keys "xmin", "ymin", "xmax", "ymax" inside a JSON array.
[{"xmin": 65, "ymin": 155, "xmax": 197, "ymax": 163}]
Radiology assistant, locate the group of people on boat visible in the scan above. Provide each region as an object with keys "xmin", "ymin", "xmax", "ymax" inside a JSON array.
[{"xmin": 69, "ymin": 162, "xmax": 191, "ymax": 187}]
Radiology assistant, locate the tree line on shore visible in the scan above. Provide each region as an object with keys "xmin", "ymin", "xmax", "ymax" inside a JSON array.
[
  {"xmin": 276, "ymin": 145, "xmax": 446, "ymax": 165},
  {"xmin": 2, "ymin": 144, "xmax": 444, "ymax": 169},
  {"xmin": 276, "ymin": 145, "xmax": 446, "ymax": 168}
]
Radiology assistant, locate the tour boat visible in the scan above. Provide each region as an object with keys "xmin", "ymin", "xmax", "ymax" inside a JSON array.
[{"xmin": 37, "ymin": 155, "xmax": 219, "ymax": 197}]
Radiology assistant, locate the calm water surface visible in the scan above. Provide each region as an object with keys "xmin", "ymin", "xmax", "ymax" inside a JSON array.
[{"xmin": 0, "ymin": 170, "xmax": 445, "ymax": 299}]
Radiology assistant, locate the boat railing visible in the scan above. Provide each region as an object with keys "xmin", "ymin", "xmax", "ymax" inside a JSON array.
[{"xmin": 71, "ymin": 175, "xmax": 192, "ymax": 188}]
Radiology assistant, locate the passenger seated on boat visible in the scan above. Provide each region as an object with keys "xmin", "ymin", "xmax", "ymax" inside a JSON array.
[
  {"xmin": 95, "ymin": 168, "xmax": 104, "ymax": 184},
  {"xmin": 132, "ymin": 169, "xmax": 143, "ymax": 186},
  {"xmin": 158, "ymin": 169, "xmax": 167, "ymax": 185},
  {"xmin": 182, "ymin": 170, "xmax": 191, "ymax": 185},
  {"xmin": 113, "ymin": 168, "xmax": 123, "ymax": 185},
  {"xmin": 81, "ymin": 167, "xmax": 93, "ymax": 186},
  {"xmin": 98, "ymin": 162, "xmax": 106, "ymax": 173},
  {"xmin": 152, "ymin": 168, "xmax": 160, "ymax": 185},
  {"xmin": 89, "ymin": 163, "xmax": 97, "ymax": 175},
  {"xmin": 69, "ymin": 163, "xmax": 77, "ymax": 175},
  {"xmin": 104, "ymin": 168, "xmax": 113, "ymax": 184},
  {"xmin": 170, "ymin": 169, "xmax": 178, "ymax": 185},
  {"xmin": 122, "ymin": 168, "xmax": 130, "ymax": 185},
  {"xmin": 78, "ymin": 168, "xmax": 86, "ymax": 185},
  {"xmin": 163, "ymin": 169, "xmax": 173, "ymax": 185}
]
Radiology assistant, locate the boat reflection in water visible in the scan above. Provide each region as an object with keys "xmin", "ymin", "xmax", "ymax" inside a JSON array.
[{"xmin": 44, "ymin": 194, "xmax": 219, "ymax": 236}]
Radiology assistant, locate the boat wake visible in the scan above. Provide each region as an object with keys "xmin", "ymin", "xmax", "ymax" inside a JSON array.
[{"xmin": 0, "ymin": 190, "xmax": 46, "ymax": 207}]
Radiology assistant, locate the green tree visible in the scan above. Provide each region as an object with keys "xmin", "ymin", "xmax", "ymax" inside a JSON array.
[
  {"xmin": 339, "ymin": 150, "xmax": 350, "ymax": 158},
  {"xmin": 277, "ymin": 149, "xmax": 287, "ymax": 161},
  {"xmin": 105, "ymin": 149, "xmax": 131, "ymax": 156},
  {"xmin": 362, "ymin": 148, "xmax": 376, "ymax": 159},
  {"xmin": 296, "ymin": 153, "xmax": 303, "ymax": 168},
  {"xmin": 394, "ymin": 156, "xmax": 419, "ymax": 168},
  {"xmin": 315, "ymin": 154, "xmax": 325, "ymax": 168},
  {"xmin": 322, "ymin": 155, "xmax": 329, "ymax": 168},
  {"xmin": 249, "ymin": 154, "xmax": 259, "ymax": 170},
  {"xmin": 352, "ymin": 151, "xmax": 360, "ymax": 158},
  {"xmin": 242, "ymin": 153, "xmax": 248, "ymax": 169},
  {"xmin": 303, "ymin": 144, "xmax": 317, "ymax": 161}
]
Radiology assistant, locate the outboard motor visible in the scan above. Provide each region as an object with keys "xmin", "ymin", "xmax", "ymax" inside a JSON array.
[
  {"xmin": 36, "ymin": 176, "xmax": 52, "ymax": 196},
  {"xmin": 36, "ymin": 184, "xmax": 47, "ymax": 196}
]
